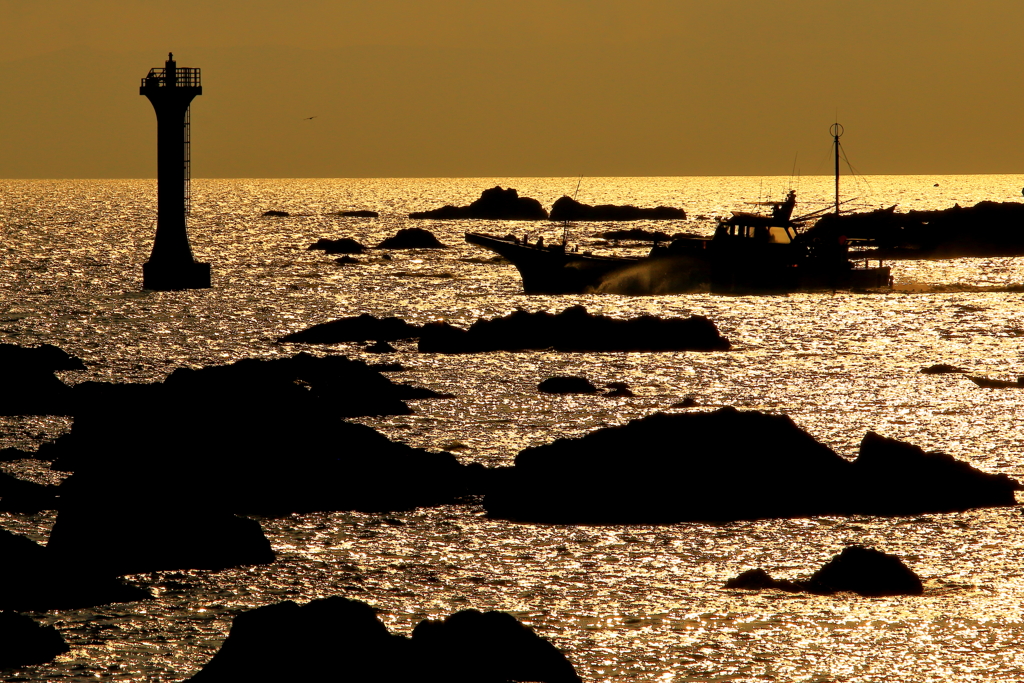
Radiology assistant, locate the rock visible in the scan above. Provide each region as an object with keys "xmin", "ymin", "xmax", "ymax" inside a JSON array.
[
  {"xmin": 279, "ymin": 314, "xmax": 423, "ymax": 344},
  {"xmin": 0, "ymin": 471, "xmax": 59, "ymax": 512},
  {"xmin": 335, "ymin": 256, "xmax": 360, "ymax": 265},
  {"xmin": 308, "ymin": 237, "xmax": 366, "ymax": 254},
  {"xmin": 551, "ymin": 196, "xmax": 685, "ymax": 222},
  {"xmin": 338, "ymin": 210, "xmax": 378, "ymax": 218},
  {"xmin": 484, "ymin": 407, "xmax": 1021, "ymax": 523},
  {"xmin": 920, "ymin": 364, "xmax": 966, "ymax": 374},
  {"xmin": 188, "ymin": 596, "xmax": 580, "ymax": 683},
  {"xmin": 418, "ymin": 306, "xmax": 731, "ymax": 353},
  {"xmin": 538, "ymin": 376, "xmax": 599, "ymax": 394},
  {"xmin": 409, "ymin": 186, "xmax": 548, "ymax": 220},
  {"xmin": 376, "ymin": 228, "xmax": 447, "ymax": 249},
  {"xmin": 0, "ymin": 611, "xmax": 70, "ymax": 670},
  {"xmin": 669, "ymin": 396, "xmax": 698, "ymax": 408},
  {"xmin": 0, "ymin": 528, "xmax": 150, "ymax": 611},
  {"xmin": 602, "ymin": 382, "xmax": 634, "ymax": 397},
  {"xmin": 365, "ymin": 340, "xmax": 397, "ymax": 353},
  {"xmin": 0, "ymin": 344, "xmax": 84, "ymax": 415},
  {"xmin": 725, "ymin": 545, "xmax": 923, "ymax": 597},
  {"xmin": 262, "ymin": 210, "xmax": 289, "ymax": 217},
  {"xmin": 0, "ymin": 448, "xmax": 32, "ymax": 462},
  {"xmin": 42, "ymin": 353, "xmax": 476, "ymax": 518}
]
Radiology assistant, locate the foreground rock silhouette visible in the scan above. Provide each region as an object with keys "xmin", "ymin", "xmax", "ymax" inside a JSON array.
[
  {"xmin": 0, "ymin": 343, "xmax": 84, "ymax": 415},
  {"xmin": 484, "ymin": 408, "xmax": 1021, "ymax": 523},
  {"xmin": 0, "ymin": 611, "xmax": 70, "ymax": 670},
  {"xmin": 0, "ymin": 528, "xmax": 150, "ymax": 611},
  {"xmin": 550, "ymin": 196, "xmax": 686, "ymax": 221},
  {"xmin": 418, "ymin": 306, "xmax": 731, "ymax": 353},
  {"xmin": 409, "ymin": 186, "xmax": 548, "ymax": 220},
  {"xmin": 188, "ymin": 596, "xmax": 581, "ymax": 683},
  {"xmin": 725, "ymin": 545, "xmax": 924, "ymax": 596}
]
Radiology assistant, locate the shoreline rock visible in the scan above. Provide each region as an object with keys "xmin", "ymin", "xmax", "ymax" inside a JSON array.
[
  {"xmin": 410, "ymin": 186, "xmax": 548, "ymax": 220},
  {"xmin": 551, "ymin": 196, "xmax": 686, "ymax": 222},
  {"xmin": 376, "ymin": 228, "xmax": 447, "ymax": 249}
]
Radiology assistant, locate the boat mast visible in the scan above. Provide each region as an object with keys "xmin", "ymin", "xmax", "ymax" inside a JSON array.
[{"xmin": 830, "ymin": 122, "xmax": 844, "ymax": 216}]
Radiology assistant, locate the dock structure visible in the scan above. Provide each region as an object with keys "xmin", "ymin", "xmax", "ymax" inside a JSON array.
[{"xmin": 139, "ymin": 53, "xmax": 211, "ymax": 290}]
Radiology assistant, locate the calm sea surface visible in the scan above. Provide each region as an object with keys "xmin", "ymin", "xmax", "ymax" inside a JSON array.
[{"xmin": 3, "ymin": 175, "xmax": 1024, "ymax": 682}]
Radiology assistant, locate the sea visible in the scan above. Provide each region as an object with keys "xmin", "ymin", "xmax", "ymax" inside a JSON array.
[{"xmin": 2, "ymin": 175, "xmax": 1024, "ymax": 682}]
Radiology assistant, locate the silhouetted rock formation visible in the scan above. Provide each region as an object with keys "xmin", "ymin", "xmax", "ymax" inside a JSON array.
[
  {"xmin": 0, "ymin": 471, "xmax": 58, "ymax": 512},
  {"xmin": 550, "ymin": 196, "xmax": 685, "ymax": 221},
  {"xmin": 602, "ymin": 382, "xmax": 634, "ymax": 397},
  {"xmin": 376, "ymin": 228, "xmax": 447, "ymax": 249},
  {"xmin": 188, "ymin": 596, "xmax": 581, "ymax": 683},
  {"xmin": 338, "ymin": 210, "xmax": 379, "ymax": 217},
  {"xmin": 725, "ymin": 545, "xmax": 923, "ymax": 596},
  {"xmin": 279, "ymin": 314, "xmax": 423, "ymax": 344},
  {"xmin": 920, "ymin": 364, "xmax": 966, "ymax": 374},
  {"xmin": 335, "ymin": 256, "xmax": 360, "ymax": 265},
  {"xmin": 0, "ymin": 528, "xmax": 149, "ymax": 611},
  {"xmin": 0, "ymin": 611, "xmax": 70, "ymax": 670},
  {"xmin": 308, "ymin": 237, "xmax": 366, "ymax": 254},
  {"xmin": 483, "ymin": 407, "xmax": 1021, "ymax": 523},
  {"xmin": 0, "ymin": 343, "xmax": 84, "ymax": 415},
  {"xmin": 262, "ymin": 210, "xmax": 289, "ymax": 217},
  {"xmin": 410, "ymin": 186, "xmax": 549, "ymax": 220},
  {"xmin": 42, "ymin": 354, "xmax": 476, "ymax": 524},
  {"xmin": 418, "ymin": 306, "xmax": 731, "ymax": 353},
  {"xmin": 599, "ymin": 228, "xmax": 678, "ymax": 241},
  {"xmin": 807, "ymin": 201, "xmax": 1024, "ymax": 258},
  {"xmin": 538, "ymin": 376, "xmax": 598, "ymax": 394}
]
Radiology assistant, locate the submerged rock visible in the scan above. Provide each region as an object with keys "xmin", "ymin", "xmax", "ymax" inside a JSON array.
[
  {"xmin": 308, "ymin": 237, "xmax": 366, "ymax": 254},
  {"xmin": 483, "ymin": 407, "xmax": 1021, "ymax": 523},
  {"xmin": 188, "ymin": 596, "xmax": 581, "ymax": 683},
  {"xmin": 279, "ymin": 314, "xmax": 423, "ymax": 344},
  {"xmin": 418, "ymin": 306, "xmax": 731, "ymax": 353},
  {"xmin": 376, "ymin": 228, "xmax": 447, "ymax": 249},
  {"xmin": 538, "ymin": 376, "xmax": 599, "ymax": 394},
  {"xmin": 551, "ymin": 196, "xmax": 686, "ymax": 222},
  {"xmin": 409, "ymin": 186, "xmax": 548, "ymax": 220},
  {"xmin": 0, "ymin": 528, "xmax": 150, "ymax": 611},
  {"xmin": 0, "ymin": 611, "xmax": 70, "ymax": 670},
  {"xmin": 725, "ymin": 545, "xmax": 924, "ymax": 596}
]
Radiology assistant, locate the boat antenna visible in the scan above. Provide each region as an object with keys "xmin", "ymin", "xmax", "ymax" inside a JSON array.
[
  {"xmin": 573, "ymin": 174, "xmax": 583, "ymax": 201},
  {"xmin": 830, "ymin": 122, "xmax": 844, "ymax": 216},
  {"xmin": 565, "ymin": 174, "xmax": 582, "ymax": 246}
]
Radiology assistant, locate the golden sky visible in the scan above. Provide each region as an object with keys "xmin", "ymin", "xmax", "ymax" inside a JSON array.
[{"xmin": 1, "ymin": 0, "xmax": 1022, "ymax": 177}]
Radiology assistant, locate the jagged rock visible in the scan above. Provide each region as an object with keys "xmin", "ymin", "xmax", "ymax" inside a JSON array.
[
  {"xmin": 308, "ymin": 238, "xmax": 366, "ymax": 254},
  {"xmin": 551, "ymin": 196, "xmax": 685, "ymax": 222},
  {"xmin": 409, "ymin": 186, "xmax": 548, "ymax": 220},
  {"xmin": 0, "ymin": 344, "xmax": 84, "ymax": 415},
  {"xmin": 338, "ymin": 210, "xmax": 378, "ymax": 217},
  {"xmin": 262, "ymin": 210, "xmax": 289, "ymax": 217},
  {"xmin": 483, "ymin": 407, "xmax": 1021, "ymax": 523},
  {"xmin": 725, "ymin": 546, "xmax": 923, "ymax": 597},
  {"xmin": 418, "ymin": 306, "xmax": 731, "ymax": 353},
  {"xmin": 279, "ymin": 314, "xmax": 422, "ymax": 344},
  {"xmin": 0, "ymin": 611, "xmax": 70, "ymax": 670},
  {"xmin": 42, "ymin": 354, "xmax": 475, "ymax": 518},
  {"xmin": 376, "ymin": 228, "xmax": 447, "ymax": 249},
  {"xmin": 0, "ymin": 472, "xmax": 58, "ymax": 512},
  {"xmin": 187, "ymin": 596, "xmax": 580, "ymax": 683},
  {"xmin": 538, "ymin": 376, "xmax": 598, "ymax": 394},
  {"xmin": 0, "ymin": 528, "xmax": 149, "ymax": 611},
  {"xmin": 920, "ymin": 364, "xmax": 966, "ymax": 374}
]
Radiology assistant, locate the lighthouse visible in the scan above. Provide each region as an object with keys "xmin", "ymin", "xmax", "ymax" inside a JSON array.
[{"xmin": 139, "ymin": 53, "xmax": 211, "ymax": 290}]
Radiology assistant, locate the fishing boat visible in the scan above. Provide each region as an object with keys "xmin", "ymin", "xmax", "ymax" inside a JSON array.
[{"xmin": 465, "ymin": 125, "xmax": 891, "ymax": 295}]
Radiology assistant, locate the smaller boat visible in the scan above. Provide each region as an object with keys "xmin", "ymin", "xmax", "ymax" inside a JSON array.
[{"xmin": 967, "ymin": 376, "xmax": 1024, "ymax": 389}]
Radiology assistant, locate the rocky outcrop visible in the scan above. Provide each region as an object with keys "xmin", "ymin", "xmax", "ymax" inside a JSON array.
[
  {"xmin": 0, "ymin": 611, "xmax": 70, "ymax": 670},
  {"xmin": 538, "ymin": 376, "xmax": 598, "ymax": 394},
  {"xmin": 725, "ymin": 545, "xmax": 924, "ymax": 596},
  {"xmin": 376, "ymin": 228, "xmax": 447, "ymax": 249},
  {"xmin": 483, "ymin": 407, "xmax": 1021, "ymax": 523},
  {"xmin": 42, "ymin": 354, "xmax": 476, "ymax": 523},
  {"xmin": 418, "ymin": 306, "xmax": 731, "ymax": 353},
  {"xmin": 0, "ymin": 528, "xmax": 150, "ymax": 611},
  {"xmin": 308, "ymin": 238, "xmax": 366, "ymax": 254},
  {"xmin": 279, "ymin": 314, "xmax": 423, "ymax": 344},
  {"xmin": 409, "ymin": 186, "xmax": 548, "ymax": 220},
  {"xmin": 0, "ymin": 343, "xmax": 84, "ymax": 415},
  {"xmin": 550, "ymin": 196, "xmax": 685, "ymax": 221},
  {"xmin": 188, "ymin": 596, "xmax": 580, "ymax": 683}
]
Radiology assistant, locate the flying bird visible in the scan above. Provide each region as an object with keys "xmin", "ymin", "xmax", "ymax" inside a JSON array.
[{"xmin": 303, "ymin": 116, "xmax": 318, "ymax": 120}]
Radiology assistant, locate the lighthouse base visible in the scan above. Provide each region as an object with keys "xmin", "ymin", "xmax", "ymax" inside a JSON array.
[{"xmin": 143, "ymin": 259, "xmax": 212, "ymax": 290}]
